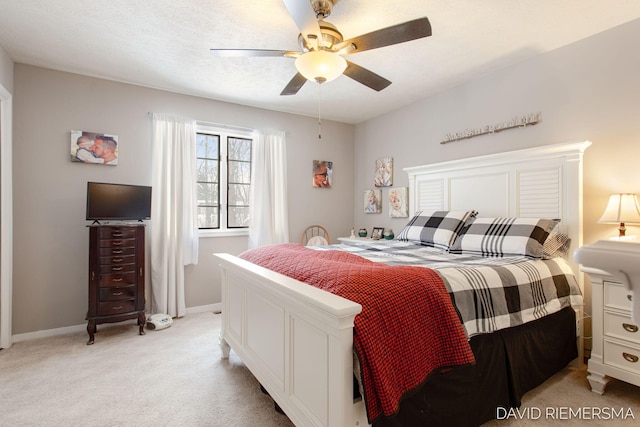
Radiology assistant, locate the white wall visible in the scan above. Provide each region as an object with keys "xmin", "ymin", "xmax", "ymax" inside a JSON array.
[{"xmin": 11, "ymin": 65, "xmax": 354, "ymax": 334}]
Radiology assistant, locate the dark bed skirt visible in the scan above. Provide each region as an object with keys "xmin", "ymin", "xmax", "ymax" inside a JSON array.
[{"xmin": 372, "ymin": 306, "xmax": 578, "ymax": 427}]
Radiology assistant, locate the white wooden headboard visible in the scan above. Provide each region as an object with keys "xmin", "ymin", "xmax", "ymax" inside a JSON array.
[{"xmin": 404, "ymin": 141, "xmax": 592, "ymax": 285}]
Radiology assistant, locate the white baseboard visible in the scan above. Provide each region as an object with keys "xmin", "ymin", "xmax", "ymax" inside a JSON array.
[
  {"xmin": 186, "ymin": 303, "xmax": 222, "ymax": 314},
  {"xmin": 13, "ymin": 323, "xmax": 88, "ymax": 343},
  {"xmin": 11, "ymin": 303, "xmax": 223, "ymax": 343}
]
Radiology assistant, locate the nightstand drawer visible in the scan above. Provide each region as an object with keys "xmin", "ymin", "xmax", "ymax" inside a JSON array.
[
  {"xmin": 99, "ymin": 286, "xmax": 136, "ymax": 302},
  {"xmin": 604, "ymin": 281, "xmax": 632, "ymax": 312},
  {"xmin": 604, "ymin": 340, "xmax": 640, "ymax": 375},
  {"xmin": 98, "ymin": 299, "xmax": 136, "ymax": 316},
  {"xmin": 604, "ymin": 311, "xmax": 640, "ymax": 344}
]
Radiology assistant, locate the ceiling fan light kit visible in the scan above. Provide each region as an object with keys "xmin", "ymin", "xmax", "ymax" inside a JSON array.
[
  {"xmin": 295, "ymin": 50, "xmax": 347, "ymax": 83},
  {"xmin": 210, "ymin": 0, "xmax": 432, "ymax": 95}
]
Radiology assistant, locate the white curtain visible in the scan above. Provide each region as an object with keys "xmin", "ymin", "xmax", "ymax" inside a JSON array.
[
  {"xmin": 248, "ymin": 129, "xmax": 289, "ymax": 248},
  {"xmin": 150, "ymin": 114, "xmax": 199, "ymax": 318}
]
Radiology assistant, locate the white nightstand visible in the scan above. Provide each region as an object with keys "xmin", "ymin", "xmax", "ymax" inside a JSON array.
[{"xmin": 575, "ymin": 240, "xmax": 640, "ymax": 394}]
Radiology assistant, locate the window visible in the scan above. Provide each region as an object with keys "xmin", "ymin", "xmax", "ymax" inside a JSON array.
[{"xmin": 196, "ymin": 126, "xmax": 252, "ymax": 233}]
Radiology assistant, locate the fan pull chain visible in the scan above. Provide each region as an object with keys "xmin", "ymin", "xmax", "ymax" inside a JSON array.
[{"xmin": 318, "ymin": 82, "xmax": 322, "ymax": 140}]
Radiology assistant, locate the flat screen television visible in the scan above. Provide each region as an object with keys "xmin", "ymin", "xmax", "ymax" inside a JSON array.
[{"xmin": 86, "ymin": 182, "xmax": 152, "ymax": 222}]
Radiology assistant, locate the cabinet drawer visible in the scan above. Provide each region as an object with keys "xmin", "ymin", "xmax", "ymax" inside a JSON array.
[
  {"xmin": 98, "ymin": 299, "xmax": 136, "ymax": 316},
  {"xmin": 99, "ymin": 254, "xmax": 135, "ymax": 265},
  {"xmin": 99, "ymin": 238, "xmax": 136, "ymax": 249},
  {"xmin": 100, "ymin": 272, "xmax": 136, "ymax": 287},
  {"xmin": 98, "ymin": 227, "xmax": 138, "ymax": 239},
  {"xmin": 98, "ymin": 246, "xmax": 135, "ymax": 257},
  {"xmin": 604, "ymin": 281, "xmax": 632, "ymax": 312},
  {"xmin": 99, "ymin": 263, "xmax": 135, "ymax": 274},
  {"xmin": 603, "ymin": 339, "xmax": 640, "ymax": 375},
  {"xmin": 604, "ymin": 311, "xmax": 640, "ymax": 344},
  {"xmin": 99, "ymin": 286, "xmax": 136, "ymax": 302}
]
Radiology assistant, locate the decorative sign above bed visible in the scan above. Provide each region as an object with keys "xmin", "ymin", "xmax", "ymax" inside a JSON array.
[{"xmin": 440, "ymin": 112, "xmax": 541, "ymax": 145}]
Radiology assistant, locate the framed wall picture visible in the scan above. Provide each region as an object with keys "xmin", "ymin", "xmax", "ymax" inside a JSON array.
[
  {"xmin": 374, "ymin": 157, "xmax": 392, "ymax": 187},
  {"xmin": 71, "ymin": 130, "xmax": 119, "ymax": 165},
  {"xmin": 364, "ymin": 189, "xmax": 382, "ymax": 213},
  {"xmin": 389, "ymin": 187, "xmax": 409, "ymax": 218},
  {"xmin": 313, "ymin": 160, "xmax": 332, "ymax": 188}
]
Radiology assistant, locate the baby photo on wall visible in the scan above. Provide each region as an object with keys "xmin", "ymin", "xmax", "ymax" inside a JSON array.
[
  {"xmin": 71, "ymin": 130, "xmax": 119, "ymax": 165},
  {"xmin": 364, "ymin": 189, "xmax": 382, "ymax": 213},
  {"xmin": 389, "ymin": 187, "xmax": 408, "ymax": 218},
  {"xmin": 313, "ymin": 160, "xmax": 332, "ymax": 188},
  {"xmin": 374, "ymin": 157, "xmax": 392, "ymax": 187}
]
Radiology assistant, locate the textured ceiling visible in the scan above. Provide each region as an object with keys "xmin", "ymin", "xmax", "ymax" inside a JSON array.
[{"xmin": 1, "ymin": 0, "xmax": 640, "ymax": 124}]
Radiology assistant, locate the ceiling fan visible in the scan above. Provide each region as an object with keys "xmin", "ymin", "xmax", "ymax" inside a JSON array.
[{"xmin": 210, "ymin": 0, "xmax": 432, "ymax": 96}]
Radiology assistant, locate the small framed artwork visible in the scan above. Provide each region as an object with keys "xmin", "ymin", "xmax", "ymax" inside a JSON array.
[
  {"xmin": 389, "ymin": 187, "xmax": 409, "ymax": 218},
  {"xmin": 71, "ymin": 130, "xmax": 119, "ymax": 165},
  {"xmin": 313, "ymin": 160, "xmax": 332, "ymax": 188},
  {"xmin": 371, "ymin": 227, "xmax": 385, "ymax": 240},
  {"xmin": 374, "ymin": 157, "xmax": 392, "ymax": 187},
  {"xmin": 364, "ymin": 189, "xmax": 382, "ymax": 213}
]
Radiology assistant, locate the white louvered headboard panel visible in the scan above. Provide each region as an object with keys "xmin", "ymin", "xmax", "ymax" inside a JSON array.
[
  {"xmin": 404, "ymin": 141, "xmax": 591, "ymax": 280},
  {"xmin": 518, "ymin": 167, "xmax": 561, "ymax": 219},
  {"xmin": 415, "ymin": 179, "xmax": 444, "ymax": 211}
]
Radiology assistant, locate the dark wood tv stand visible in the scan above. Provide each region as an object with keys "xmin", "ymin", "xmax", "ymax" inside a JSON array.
[{"xmin": 86, "ymin": 224, "xmax": 146, "ymax": 344}]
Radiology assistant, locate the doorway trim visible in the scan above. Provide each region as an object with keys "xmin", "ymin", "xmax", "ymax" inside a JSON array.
[{"xmin": 1, "ymin": 83, "xmax": 13, "ymax": 349}]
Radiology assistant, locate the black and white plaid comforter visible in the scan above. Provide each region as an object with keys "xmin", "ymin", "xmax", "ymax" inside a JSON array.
[{"xmin": 313, "ymin": 240, "xmax": 583, "ymax": 338}]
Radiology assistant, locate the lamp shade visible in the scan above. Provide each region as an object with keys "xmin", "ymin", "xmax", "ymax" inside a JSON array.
[
  {"xmin": 295, "ymin": 50, "xmax": 347, "ymax": 84},
  {"xmin": 598, "ymin": 193, "xmax": 640, "ymax": 236}
]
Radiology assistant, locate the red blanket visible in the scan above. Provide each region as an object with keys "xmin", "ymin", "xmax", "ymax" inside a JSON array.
[{"xmin": 240, "ymin": 244, "xmax": 475, "ymax": 423}]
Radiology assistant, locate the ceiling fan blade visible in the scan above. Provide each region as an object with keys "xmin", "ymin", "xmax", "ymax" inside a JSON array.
[
  {"xmin": 280, "ymin": 72, "xmax": 308, "ymax": 96},
  {"xmin": 336, "ymin": 17, "xmax": 432, "ymax": 54},
  {"xmin": 282, "ymin": 0, "xmax": 323, "ymax": 50},
  {"xmin": 210, "ymin": 49, "xmax": 300, "ymax": 58},
  {"xmin": 343, "ymin": 61, "xmax": 391, "ymax": 92}
]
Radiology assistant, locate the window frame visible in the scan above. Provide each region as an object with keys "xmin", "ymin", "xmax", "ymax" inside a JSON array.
[{"xmin": 196, "ymin": 124, "xmax": 253, "ymax": 238}]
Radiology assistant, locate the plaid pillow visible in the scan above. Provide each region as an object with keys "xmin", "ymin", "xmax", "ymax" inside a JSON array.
[
  {"xmin": 397, "ymin": 210, "xmax": 478, "ymax": 250},
  {"xmin": 450, "ymin": 217, "xmax": 560, "ymax": 258}
]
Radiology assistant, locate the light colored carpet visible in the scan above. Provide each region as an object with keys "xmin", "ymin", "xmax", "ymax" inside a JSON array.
[{"xmin": 1, "ymin": 312, "xmax": 638, "ymax": 426}]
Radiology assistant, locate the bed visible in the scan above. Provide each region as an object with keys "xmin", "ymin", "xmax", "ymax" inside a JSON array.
[{"xmin": 214, "ymin": 141, "xmax": 591, "ymax": 426}]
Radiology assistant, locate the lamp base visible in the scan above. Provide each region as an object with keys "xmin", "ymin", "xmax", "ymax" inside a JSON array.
[{"xmin": 619, "ymin": 222, "xmax": 627, "ymax": 237}]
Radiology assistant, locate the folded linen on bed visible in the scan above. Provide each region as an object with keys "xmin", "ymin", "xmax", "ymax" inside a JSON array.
[{"xmin": 239, "ymin": 243, "xmax": 475, "ymax": 423}]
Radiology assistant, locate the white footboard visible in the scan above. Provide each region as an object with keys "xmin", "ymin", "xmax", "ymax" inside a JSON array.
[{"xmin": 215, "ymin": 253, "xmax": 368, "ymax": 427}]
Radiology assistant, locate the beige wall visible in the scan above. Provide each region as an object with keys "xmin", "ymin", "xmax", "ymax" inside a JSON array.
[
  {"xmin": 354, "ymin": 19, "xmax": 640, "ymax": 244},
  {"xmin": 11, "ymin": 65, "xmax": 354, "ymax": 334},
  {"xmin": 353, "ymin": 19, "xmax": 640, "ymax": 349},
  {"xmin": 0, "ymin": 45, "xmax": 13, "ymax": 91},
  {"xmin": 10, "ymin": 19, "xmax": 640, "ymax": 337}
]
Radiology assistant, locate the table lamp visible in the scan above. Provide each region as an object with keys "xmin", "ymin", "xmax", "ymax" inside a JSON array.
[{"xmin": 598, "ymin": 193, "xmax": 640, "ymax": 237}]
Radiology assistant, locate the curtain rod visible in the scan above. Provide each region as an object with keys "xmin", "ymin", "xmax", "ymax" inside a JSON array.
[
  {"xmin": 196, "ymin": 120, "xmax": 256, "ymax": 133},
  {"xmin": 147, "ymin": 112, "xmax": 255, "ymax": 133}
]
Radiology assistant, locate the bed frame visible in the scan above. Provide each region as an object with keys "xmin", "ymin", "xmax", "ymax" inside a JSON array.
[{"xmin": 214, "ymin": 141, "xmax": 591, "ymax": 427}]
